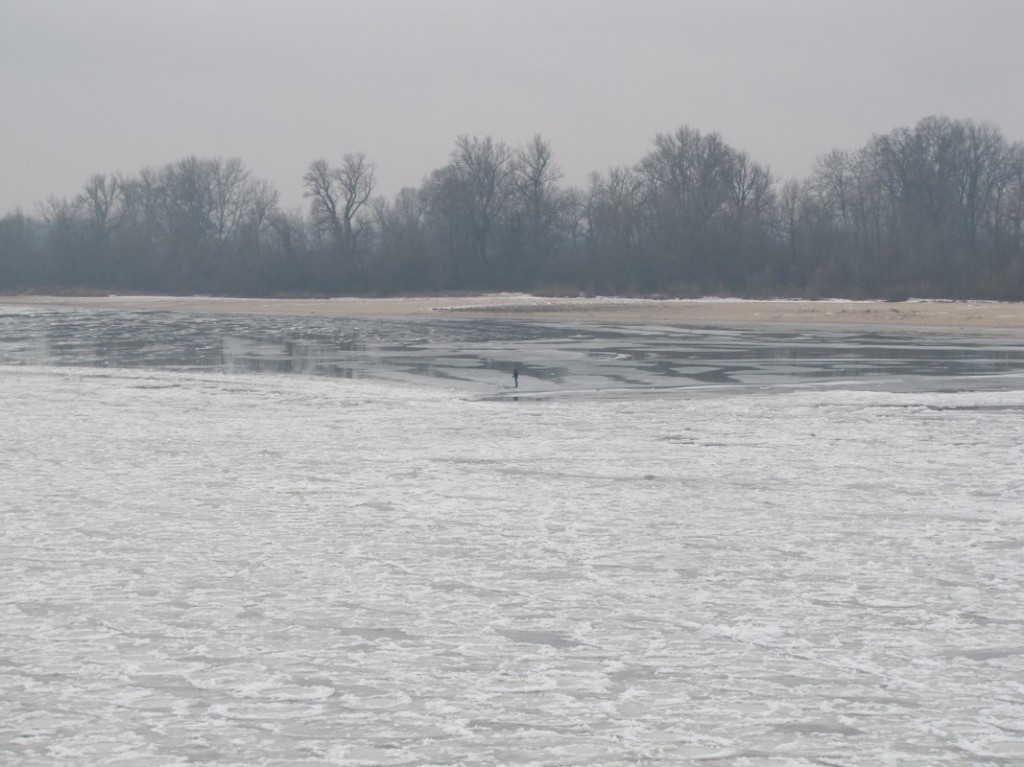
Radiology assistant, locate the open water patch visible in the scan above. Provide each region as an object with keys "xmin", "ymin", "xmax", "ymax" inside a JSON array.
[{"xmin": 2, "ymin": 304, "xmax": 1024, "ymax": 398}]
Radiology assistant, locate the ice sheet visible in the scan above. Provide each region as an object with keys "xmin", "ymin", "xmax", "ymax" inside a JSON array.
[{"xmin": 2, "ymin": 364, "xmax": 1022, "ymax": 765}]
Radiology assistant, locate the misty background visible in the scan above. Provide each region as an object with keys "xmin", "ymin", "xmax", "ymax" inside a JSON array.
[
  {"xmin": 1, "ymin": 1, "xmax": 1023, "ymax": 299},
  {"xmin": 3, "ymin": 0, "xmax": 1021, "ymax": 213}
]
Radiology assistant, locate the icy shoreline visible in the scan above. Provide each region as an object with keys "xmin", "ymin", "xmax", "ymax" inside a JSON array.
[{"xmin": 4, "ymin": 293, "xmax": 1024, "ymax": 329}]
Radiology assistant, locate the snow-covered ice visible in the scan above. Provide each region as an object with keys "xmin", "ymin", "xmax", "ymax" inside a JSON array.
[{"xmin": 1, "ymin": 309, "xmax": 1023, "ymax": 766}]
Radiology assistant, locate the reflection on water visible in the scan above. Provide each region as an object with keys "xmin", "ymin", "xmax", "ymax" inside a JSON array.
[{"xmin": 2, "ymin": 305, "xmax": 1023, "ymax": 396}]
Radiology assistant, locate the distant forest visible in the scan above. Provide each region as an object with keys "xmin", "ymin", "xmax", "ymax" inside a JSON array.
[{"xmin": 2, "ymin": 115, "xmax": 1022, "ymax": 300}]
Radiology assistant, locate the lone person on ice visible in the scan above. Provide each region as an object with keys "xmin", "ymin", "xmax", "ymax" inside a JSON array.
[{"xmin": 513, "ymin": 366, "xmax": 519, "ymax": 388}]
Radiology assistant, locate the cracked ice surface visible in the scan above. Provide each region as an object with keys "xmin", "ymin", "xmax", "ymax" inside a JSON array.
[{"xmin": 2, "ymin": 365, "xmax": 1023, "ymax": 766}]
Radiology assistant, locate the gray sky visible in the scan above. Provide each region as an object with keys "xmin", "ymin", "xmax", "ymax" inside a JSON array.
[{"xmin": 2, "ymin": 0, "xmax": 1022, "ymax": 215}]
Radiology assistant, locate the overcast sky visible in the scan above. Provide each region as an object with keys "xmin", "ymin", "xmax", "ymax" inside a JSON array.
[{"xmin": 2, "ymin": 0, "xmax": 1022, "ymax": 215}]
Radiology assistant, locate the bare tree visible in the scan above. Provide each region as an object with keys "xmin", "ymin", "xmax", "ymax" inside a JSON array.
[
  {"xmin": 452, "ymin": 135, "xmax": 516, "ymax": 268},
  {"xmin": 303, "ymin": 154, "xmax": 377, "ymax": 258},
  {"xmin": 336, "ymin": 152, "xmax": 376, "ymax": 255},
  {"xmin": 76, "ymin": 174, "xmax": 122, "ymax": 244},
  {"xmin": 726, "ymin": 151, "xmax": 774, "ymax": 229},
  {"xmin": 244, "ymin": 178, "xmax": 280, "ymax": 240},
  {"xmin": 811, "ymin": 149, "xmax": 854, "ymax": 232},
  {"xmin": 34, "ymin": 196, "xmax": 82, "ymax": 285},
  {"xmin": 584, "ymin": 167, "xmax": 644, "ymax": 291},
  {"xmin": 512, "ymin": 135, "xmax": 562, "ymax": 281},
  {"xmin": 210, "ymin": 157, "xmax": 252, "ymax": 244},
  {"xmin": 164, "ymin": 156, "xmax": 216, "ymax": 251},
  {"xmin": 637, "ymin": 126, "xmax": 737, "ymax": 288},
  {"xmin": 303, "ymin": 159, "xmax": 344, "ymax": 248}
]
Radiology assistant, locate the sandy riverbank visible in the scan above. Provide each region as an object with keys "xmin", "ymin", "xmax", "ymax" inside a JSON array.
[{"xmin": 3, "ymin": 294, "xmax": 1023, "ymax": 329}]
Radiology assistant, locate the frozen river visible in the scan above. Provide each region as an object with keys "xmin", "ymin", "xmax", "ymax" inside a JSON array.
[{"xmin": 2, "ymin": 305, "xmax": 1023, "ymax": 765}]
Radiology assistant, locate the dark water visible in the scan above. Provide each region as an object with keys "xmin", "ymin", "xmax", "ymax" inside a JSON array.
[{"xmin": 2, "ymin": 305, "xmax": 1023, "ymax": 397}]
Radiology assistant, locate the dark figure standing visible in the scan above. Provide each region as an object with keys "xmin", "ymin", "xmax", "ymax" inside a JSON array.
[{"xmin": 512, "ymin": 366, "xmax": 519, "ymax": 388}]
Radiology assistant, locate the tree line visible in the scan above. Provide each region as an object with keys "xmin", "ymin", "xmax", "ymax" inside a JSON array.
[{"xmin": 2, "ymin": 115, "xmax": 1022, "ymax": 300}]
